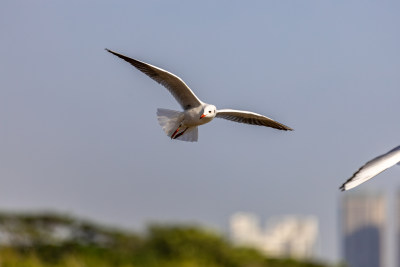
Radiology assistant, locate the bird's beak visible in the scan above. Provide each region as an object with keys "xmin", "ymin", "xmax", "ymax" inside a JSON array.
[{"xmin": 200, "ymin": 114, "xmax": 206, "ymax": 119}]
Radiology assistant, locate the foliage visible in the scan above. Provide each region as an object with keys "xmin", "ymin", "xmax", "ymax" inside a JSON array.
[{"xmin": 0, "ymin": 212, "xmax": 330, "ymax": 267}]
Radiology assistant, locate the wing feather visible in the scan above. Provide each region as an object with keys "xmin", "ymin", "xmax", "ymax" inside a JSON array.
[
  {"xmin": 215, "ymin": 109, "xmax": 293, "ymax": 131},
  {"xmin": 106, "ymin": 49, "xmax": 202, "ymax": 110},
  {"xmin": 340, "ymin": 145, "xmax": 400, "ymax": 191}
]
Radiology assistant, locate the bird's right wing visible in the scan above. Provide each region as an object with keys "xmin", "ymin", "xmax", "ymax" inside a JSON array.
[
  {"xmin": 106, "ymin": 49, "xmax": 203, "ymax": 110},
  {"xmin": 340, "ymin": 145, "xmax": 400, "ymax": 191},
  {"xmin": 215, "ymin": 109, "xmax": 293, "ymax": 131}
]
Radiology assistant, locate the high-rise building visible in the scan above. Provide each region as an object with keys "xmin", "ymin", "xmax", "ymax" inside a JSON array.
[
  {"xmin": 230, "ymin": 212, "xmax": 318, "ymax": 259},
  {"xmin": 341, "ymin": 193, "xmax": 386, "ymax": 267},
  {"xmin": 397, "ymin": 190, "xmax": 400, "ymax": 267}
]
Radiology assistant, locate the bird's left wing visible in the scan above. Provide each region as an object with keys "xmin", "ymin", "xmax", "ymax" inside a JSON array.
[
  {"xmin": 340, "ymin": 145, "xmax": 400, "ymax": 191},
  {"xmin": 106, "ymin": 49, "xmax": 203, "ymax": 110},
  {"xmin": 215, "ymin": 109, "xmax": 293, "ymax": 131}
]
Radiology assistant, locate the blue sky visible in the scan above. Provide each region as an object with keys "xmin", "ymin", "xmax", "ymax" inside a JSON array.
[{"xmin": 1, "ymin": 1, "xmax": 400, "ymax": 264}]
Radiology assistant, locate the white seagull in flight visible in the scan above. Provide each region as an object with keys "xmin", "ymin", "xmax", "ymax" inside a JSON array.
[
  {"xmin": 340, "ymin": 145, "xmax": 400, "ymax": 191},
  {"xmin": 106, "ymin": 49, "xmax": 293, "ymax": 142}
]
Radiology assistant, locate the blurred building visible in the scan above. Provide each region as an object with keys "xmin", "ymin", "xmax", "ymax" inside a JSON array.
[
  {"xmin": 341, "ymin": 193, "xmax": 386, "ymax": 267},
  {"xmin": 397, "ymin": 191, "xmax": 400, "ymax": 267},
  {"xmin": 230, "ymin": 212, "xmax": 318, "ymax": 259}
]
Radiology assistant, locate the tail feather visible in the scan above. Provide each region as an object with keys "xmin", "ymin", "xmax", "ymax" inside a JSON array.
[
  {"xmin": 176, "ymin": 126, "xmax": 198, "ymax": 142},
  {"xmin": 157, "ymin": 108, "xmax": 183, "ymax": 136},
  {"xmin": 156, "ymin": 108, "xmax": 199, "ymax": 142}
]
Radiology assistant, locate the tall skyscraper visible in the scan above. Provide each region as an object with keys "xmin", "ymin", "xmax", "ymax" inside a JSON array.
[
  {"xmin": 397, "ymin": 190, "xmax": 400, "ymax": 267},
  {"xmin": 341, "ymin": 193, "xmax": 386, "ymax": 267}
]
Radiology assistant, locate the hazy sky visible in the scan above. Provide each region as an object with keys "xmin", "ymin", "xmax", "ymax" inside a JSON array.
[{"xmin": 1, "ymin": 1, "xmax": 400, "ymax": 264}]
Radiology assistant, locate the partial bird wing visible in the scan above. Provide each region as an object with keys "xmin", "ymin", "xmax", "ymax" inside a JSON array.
[
  {"xmin": 215, "ymin": 109, "xmax": 293, "ymax": 131},
  {"xmin": 106, "ymin": 49, "xmax": 203, "ymax": 110},
  {"xmin": 340, "ymin": 145, "xmax": 400, "ymax": 191}
]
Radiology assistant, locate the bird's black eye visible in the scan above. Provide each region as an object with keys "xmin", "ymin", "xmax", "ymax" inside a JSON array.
[{"xmin": 209, "ymin": 110, "xmax": 211, "ymax": 113}]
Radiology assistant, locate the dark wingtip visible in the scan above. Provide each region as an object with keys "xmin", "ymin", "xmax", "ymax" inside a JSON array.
[
  {"xmin": 281, "ymin": 125, "xmax": 294, "ymax": 131},
  {"xmin": 104, "ymin": 49, "xmax": 131, "ymax": 62},
  {"xmin": 105, "ymin": 48, "xmax": 121, "ymax": 57},
  {"xmin": 276, "ymin": 123, "xmax": 293, "ymax": 131},
  {"xmin": 339, "ymin": 184, "xmax": 345, "ymax": 191}
]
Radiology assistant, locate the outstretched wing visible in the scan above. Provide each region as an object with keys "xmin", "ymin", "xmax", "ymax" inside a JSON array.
[
  {"xmin": 340, "ymin": 145, "xmax": 400, "ymax": 191},
  {"xmin": 215, "ymin": 109, "xmax": 293, "ymax": 131},
  {"xmin": 106, "ymin": 49, "xmax": 203, "ymax": 110}
]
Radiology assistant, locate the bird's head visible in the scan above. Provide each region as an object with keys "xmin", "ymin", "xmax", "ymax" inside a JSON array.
[{"xmin": 200, "ymin": 105, "xmax": 217, "ymax": 120}]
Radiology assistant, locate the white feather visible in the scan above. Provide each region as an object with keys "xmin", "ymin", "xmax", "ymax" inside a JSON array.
[
  {"xmin": 216, "ymin": 109, "xmax": 292, "ymax": 131},
  {"xmin": 175, "ymin": 127, "xmax": 198, "ymax": 142},
  {"xmin": 156, "ymin": 108, "xmax": 184, "ymax": 137},
  {"xmin": 340, "ymin": 145, "xmax": 400, "ymax": 191}
]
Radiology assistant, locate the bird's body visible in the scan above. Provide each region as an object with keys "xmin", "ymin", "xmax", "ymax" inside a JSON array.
[
  {"xmin": 183, "ymin": 106, "xmax": 214, "ymax": 126},
  {"xmin": 340, "ymin": 145, "xmax": 400, "ymax": 191},
  {"xmin": 106, "ymin": 49, "xmax": 293, "ymax": 142},
  {"xmin": 156, "ymin": 105, "xmax": 215, "ymax": 142}
]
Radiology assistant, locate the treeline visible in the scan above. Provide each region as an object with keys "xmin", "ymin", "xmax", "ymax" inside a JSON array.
[{"xmin": 0, "ymin": 212, "xmax": 333, "ymax": 267}]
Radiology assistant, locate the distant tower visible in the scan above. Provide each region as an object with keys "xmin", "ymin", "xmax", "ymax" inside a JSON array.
[
  {"xmin": 230, "ymin": 212, "xmax": 318, "ymax": 259},
  {"xmin": 230, "ymin": 212, "xmax": 264, "ymax": 247},
  {"xmin": 263, "ymin": 215, "xmax": 318, "ymax": 259},
  {"xmin": 397, "ymin": 190, "xmax": 400, "ymax": 267},
  {"xmin": 341, "ymin": 193, "xmax": 386, "ymax": 267}
]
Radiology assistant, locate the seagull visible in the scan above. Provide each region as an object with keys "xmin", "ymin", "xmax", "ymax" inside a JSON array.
[
  {"xmin": 106, "ymin": 49, "xmax": 293, "ymax": 142},
  {"xmin": 340, "ymin": 145, "xmax": 400, "ymax": 191}
]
